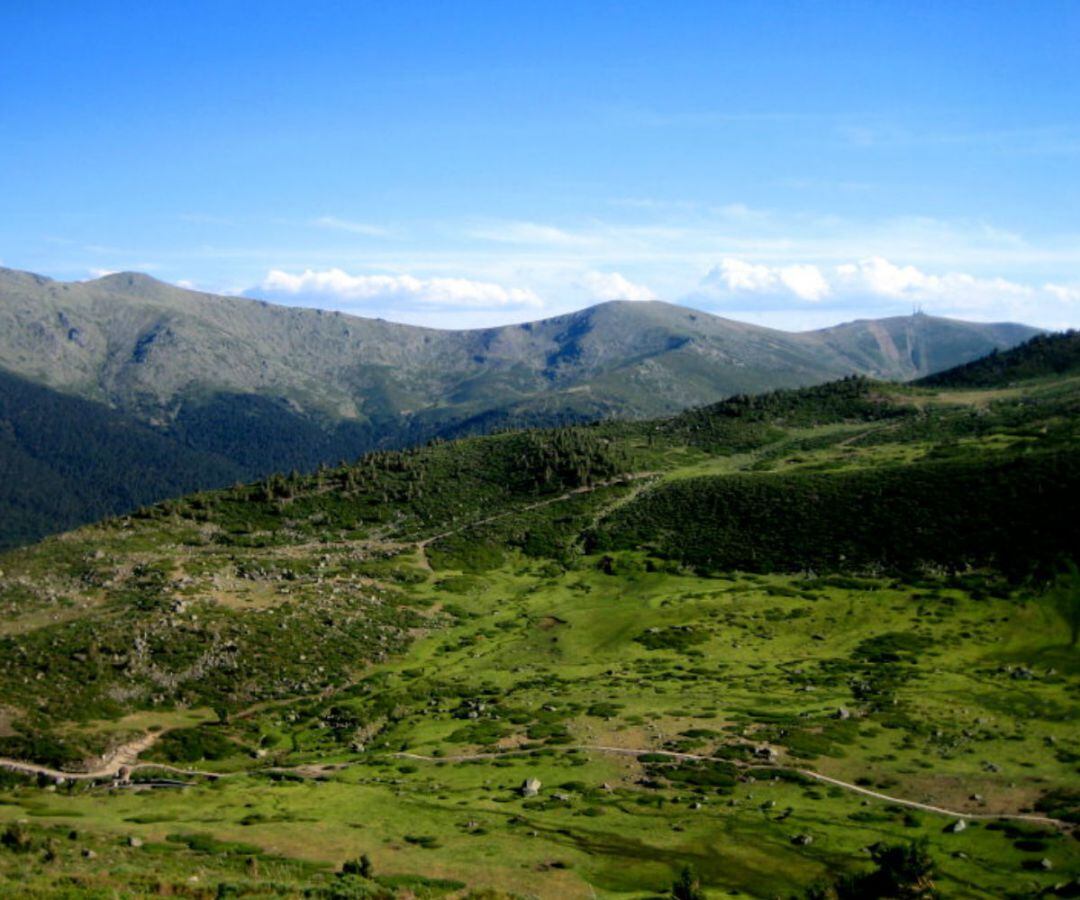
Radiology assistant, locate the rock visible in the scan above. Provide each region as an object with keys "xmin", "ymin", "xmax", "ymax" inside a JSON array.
[
  {"xmin": 127, "ymin": 836, "xmax": 143, "ymax": 847},
  {"xmin": 834, "ymin": 707, "xmax": 851, "ymax": 720},
  {"xmin": 1040, "ymin": 858, "xmax": 1053, "ymax": 871},
  {"xmin": 520, "ymin": 778, "xmax": 542, "ymax": 798},
  {"xmin": 970, "ymin": 794, "xmax": 983, "ymax": 802},
  {"xmin": 791, "ymin": 833, "xmax": 813, "ymax": 846},
  {"xmin": 754, "ymin": 746, "xmax": 778, "ymax": 762},
  {"xmin": 946, "ymin": 819, "xmax": 967, "ymax": 833},
  {"xmin": 552, "ymin": 792, "xmax": 570, "ymax": 802},
  {"xmin": 81, "ymin": 849, "xmax": 96, "ymax": 859}
]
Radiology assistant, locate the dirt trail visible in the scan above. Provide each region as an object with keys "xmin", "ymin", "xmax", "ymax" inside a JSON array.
[
  {"xmin": 1, "ymin": 734, "xmax": 1070, "ymax": 831},
  {"xmin": 0, "ymin": 732, "xmax": 161, "ymax": 781},
  {"xmin": 416, "ymin": 472, "xmax": 658, "ymax": 550}
]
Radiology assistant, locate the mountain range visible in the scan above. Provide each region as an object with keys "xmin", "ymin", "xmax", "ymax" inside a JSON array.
[{"xmin": 0, "ymin": 265, "xmax": 1040, "ymax": 548}]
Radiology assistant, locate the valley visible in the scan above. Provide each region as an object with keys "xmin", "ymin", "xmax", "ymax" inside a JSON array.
[{"xmin": 0, "ymin": 335, "xmax": 1077, "ymax": 897}]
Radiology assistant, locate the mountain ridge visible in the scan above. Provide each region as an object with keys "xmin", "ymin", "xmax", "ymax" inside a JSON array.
[
  {"xmin": 0, "ymin": 265, "xmax": 1042, "ymax": 548},
  {"xmin": 0, "ymin": 266, "xmax": 1040, "ymax": 415}
]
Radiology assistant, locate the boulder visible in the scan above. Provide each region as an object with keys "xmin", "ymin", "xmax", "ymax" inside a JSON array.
[{"xmin": 521, "ymin": 778, "xmax": 542, "ymax": 798}]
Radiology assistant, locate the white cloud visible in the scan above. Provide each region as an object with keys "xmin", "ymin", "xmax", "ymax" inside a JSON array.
[
  {"xmin": 88, "ymin": 267, "xmax": 117, "ymax": 278},
  {"xmin": 1044, "ymin": 282, "xmax": 1080, "ymax": 304},
  {"xmin": 258, "ymin": 267, "xmax": 543, "ymax": 310},
  {"xmin": 778, "ymin": 264, "xmax": 830, "ymax": 301},
  {"xmin": 701, "ymin": 255, "xmax": 1042, "ymax": 310},
  {"xmin": 705, "ymin": 259, "xmax": 829, "ymax": 301},
  {"xmin": 685, "ymin": 254, "xmax": 1080, "ymax": 328},
  {"xmin": 832, "ymin": 257, "xmax": 1035, "ymax": 308},
  {"xmin": 581, "ymin": 271, "xmax": 656, "ymax": 302}
]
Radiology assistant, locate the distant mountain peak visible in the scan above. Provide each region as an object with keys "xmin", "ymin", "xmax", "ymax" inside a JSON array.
[{"xmin": 89, "ymin": 271, "xmax": 170, "ymax": 292}]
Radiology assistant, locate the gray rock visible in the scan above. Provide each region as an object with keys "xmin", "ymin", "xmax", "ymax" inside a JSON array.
[
  {"xmin": 946, "ymin": 819, "xmax": 967, "ymax": 833},
  {"xmin": 521, "ymin": 778, "xmax": 541, "ymax": 798},
  {"xmin": 791, "ymin": 833, "xmax": 813, "ymax": 846}
]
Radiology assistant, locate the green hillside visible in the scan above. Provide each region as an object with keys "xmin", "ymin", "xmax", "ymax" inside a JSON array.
[
  {"xmin": 917, "ymin": 329, "xmax": 1080, "ymax": 388},
  {"xmin": 0, "ymin": 366, "xmax": 1076, "ymax": 897}
]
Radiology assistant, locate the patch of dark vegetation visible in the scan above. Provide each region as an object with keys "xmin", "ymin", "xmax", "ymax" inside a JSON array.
[
  {"xmin": 1034, "ymin": 787, "xmax": 1080, "ymax": 824},
  {"xmin": 634, "ymin": 626, "xmax": 708, "ymax": 653},
  {"xmin": 917, "ymin": 330, "xmax": 1080, "ymax": 388},
  {"xmin": 590, "ymin": 450, "xmax": 1080, "ymax": 580}
]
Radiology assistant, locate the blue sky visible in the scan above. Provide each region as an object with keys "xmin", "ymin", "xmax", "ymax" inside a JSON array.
[{"xmin": 2, "ymin": 0, "xmax": 1078, "ymax": 329}]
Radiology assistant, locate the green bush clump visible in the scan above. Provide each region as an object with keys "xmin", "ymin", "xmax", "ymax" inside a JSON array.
[{"xmin": 148, "ymin": 727, "xmax": 237, "ymax": 764}]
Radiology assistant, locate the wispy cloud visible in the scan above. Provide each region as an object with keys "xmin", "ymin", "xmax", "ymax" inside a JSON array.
[
  {"xmin": 467, "ymin": 220, "xmax": 597, "ymax": 247},
  {"xmin": 310, "ymin": 216, "xmax": 393, "ymax": 238}
]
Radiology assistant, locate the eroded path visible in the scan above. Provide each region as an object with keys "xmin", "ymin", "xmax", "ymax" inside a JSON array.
[{"xmin": 0, "ymin": 732, "xmax": 161, "ymax": 781}]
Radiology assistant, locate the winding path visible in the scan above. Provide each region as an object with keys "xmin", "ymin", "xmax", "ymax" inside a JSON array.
[{"xmin": 1, "ymin": 735, "xmax": 1071, "ymax": 831}]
